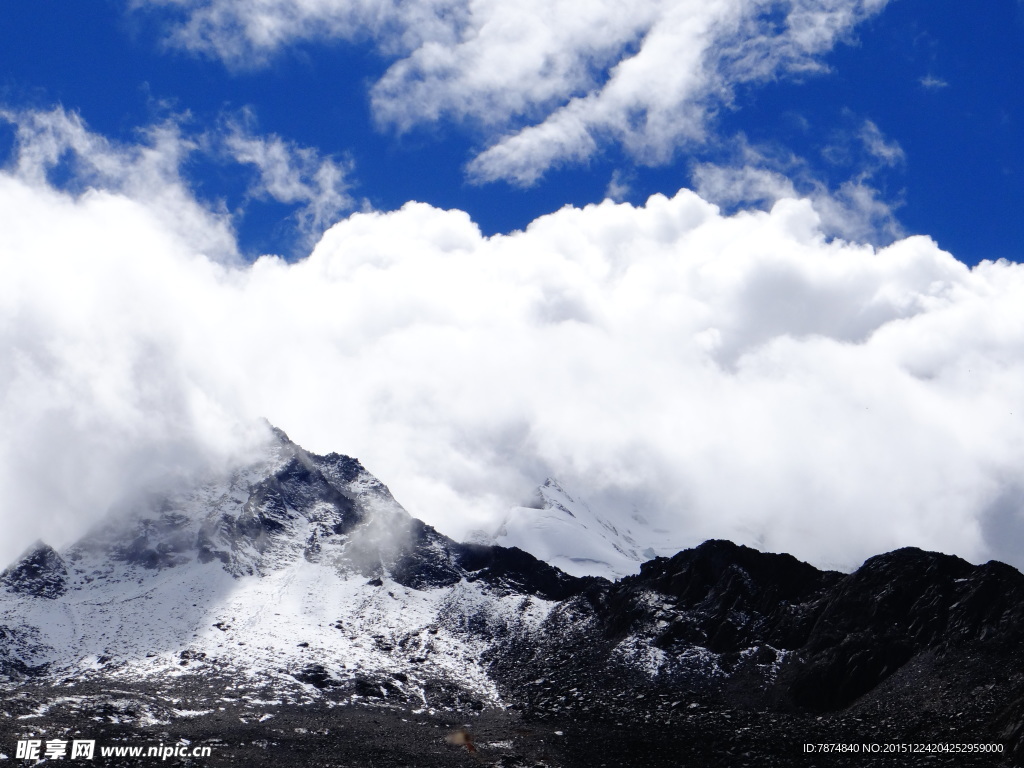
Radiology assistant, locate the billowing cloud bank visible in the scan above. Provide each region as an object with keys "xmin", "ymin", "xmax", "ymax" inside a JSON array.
[
  {"xmin": 134, "ymin": 0, "xmax": 889, "ymax": 184},
  {"xmin": 3, "ymin": 145, "xmax": 1024, "ymax": 571}
]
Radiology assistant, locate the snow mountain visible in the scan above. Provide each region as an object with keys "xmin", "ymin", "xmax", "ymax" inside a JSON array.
[
  {"xmin": 2, "ymin": 428, "xmax": 1024, "ymax": 767},
  {"xmin": 0, "ymin": 427, "xmax": 581, "ymax": 708},
  {"xmin": 481, "ymin": 478, "xmax": 653, "ymax": 580}
]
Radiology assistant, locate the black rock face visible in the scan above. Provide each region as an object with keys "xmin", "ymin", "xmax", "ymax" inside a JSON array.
[
  {"xmin": 602, "ymin": 540, "xmax": 843, "ymax": 653},
  {"xmin": 480, "ymin": 537, "xmax": 1024, "ymax": 762},
  {"xmin": 0, "ymin": 542, "xmax": 68, "ymax": 598},
  {"xmin": 785, "ymin": 548, "xmax": 1024, "ymax": 712},
  {"xmin": 452, "ymin": 541, "xmax": 593, "ymax": 601},
  {"xmin": 233, "ymin": 454, "xmax": 362, "ymax": 555}
]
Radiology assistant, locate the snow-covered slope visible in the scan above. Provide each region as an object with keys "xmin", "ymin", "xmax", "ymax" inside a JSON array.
[
  {"xmin": 0, "ymin": 427, "xmax": 577, "ymax": 710},
  {"xmin": 481, "ymin": 479, "xmax": 658, "ymax": 579}
]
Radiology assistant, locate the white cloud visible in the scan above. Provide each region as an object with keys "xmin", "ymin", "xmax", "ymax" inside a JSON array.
[
  {"xmin": 692, "ymin": 126, "xmax": 904, "ymax": 243},
  {"xmin": 3, "ymin": 121, "xmax": 1024, "ymax": 573},
  {"xmin": 132, "ymin": 0, "xmax": 465, "ymax": 66},
  {"xmin": 604, "ymin": 169, "xmax": 633, "ymax": 202},
  {"xmin": 132, "ymin": 0, "xmax": 891, "ymax": 184},
  {"xmin": 920, "ymin": 74, "xmax": 948, "ymax": 91},
  {"xmin": 216, "ymin": 111, "xmax": 356, "ymax": 243},
  {"xmin": 0, "ymin": 105, "xmax": 238, "ymax": 260},
  {"xmin": 858, "ymin": 119, "xmax": 905, "ymax": 166},
  {"xmin": 0, "ymin": 106, "xmax": 356, "ymax": 258}
]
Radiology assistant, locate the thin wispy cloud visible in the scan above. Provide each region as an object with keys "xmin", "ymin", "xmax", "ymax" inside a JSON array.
[
  {"xmin": 215, "ymin": 110, "xmax": 356, "ymax": 245},
  {"xmin": 920, "ymin": 74, "xmax": 949, "ymax": 90},
  {"xmin": 858, "ymin": 119, "xmax": 905, "ymax": 167},
  {"xmin": 692, "ymin": 123, "xmax": 904, "ymax": 244}
]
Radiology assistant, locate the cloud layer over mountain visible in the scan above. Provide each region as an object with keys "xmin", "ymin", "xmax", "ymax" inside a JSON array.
[{"xmin": 2, "ymin": 105, "xmax": 1024, "ymax": 572}]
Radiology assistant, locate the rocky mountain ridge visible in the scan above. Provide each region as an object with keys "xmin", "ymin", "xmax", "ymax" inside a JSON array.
[{"xmin": 1, "ymin": 428, "xmax": 1022, "ymax": 766}]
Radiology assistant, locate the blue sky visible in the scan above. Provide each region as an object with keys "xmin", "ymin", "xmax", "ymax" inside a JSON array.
[
  {"xmin": 2, "ymin": 0, "xmax": 1021, "ymax": 263},
  {"xmin": 3, "ymin": 0, "xmax": 1024, "ymax": 572}
]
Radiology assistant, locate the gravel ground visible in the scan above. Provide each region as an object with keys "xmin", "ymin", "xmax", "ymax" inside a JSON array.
[{"xmin": 1, "ymin": 675, "xmax": 1015, "ymax": 768}]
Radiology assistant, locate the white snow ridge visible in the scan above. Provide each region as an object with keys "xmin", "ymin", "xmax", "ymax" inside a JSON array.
[{"xmin": 478, "ymin": 478, "xmax": 690, "ymax": 580}]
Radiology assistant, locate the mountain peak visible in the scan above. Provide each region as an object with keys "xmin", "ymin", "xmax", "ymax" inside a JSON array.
[
  {"xmin": 0, "ymin": 540, "xmax": 68, "ymax": 599},
  {"xmin": 260, "ymin": 418, "xmax": 292, "ymax": 445},
  {"xmin": 483, "ymin": 479, "xmax": 647, "ymax": 579}
]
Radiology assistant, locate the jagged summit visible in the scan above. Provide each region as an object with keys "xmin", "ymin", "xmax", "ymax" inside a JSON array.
[
  {"xmin": 264, "ymin": 420, "xmax": 293, "ymax": 445},
  {"xmin": 0, "ymin": 540, "xmax": 68, "ymax": 599}
]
